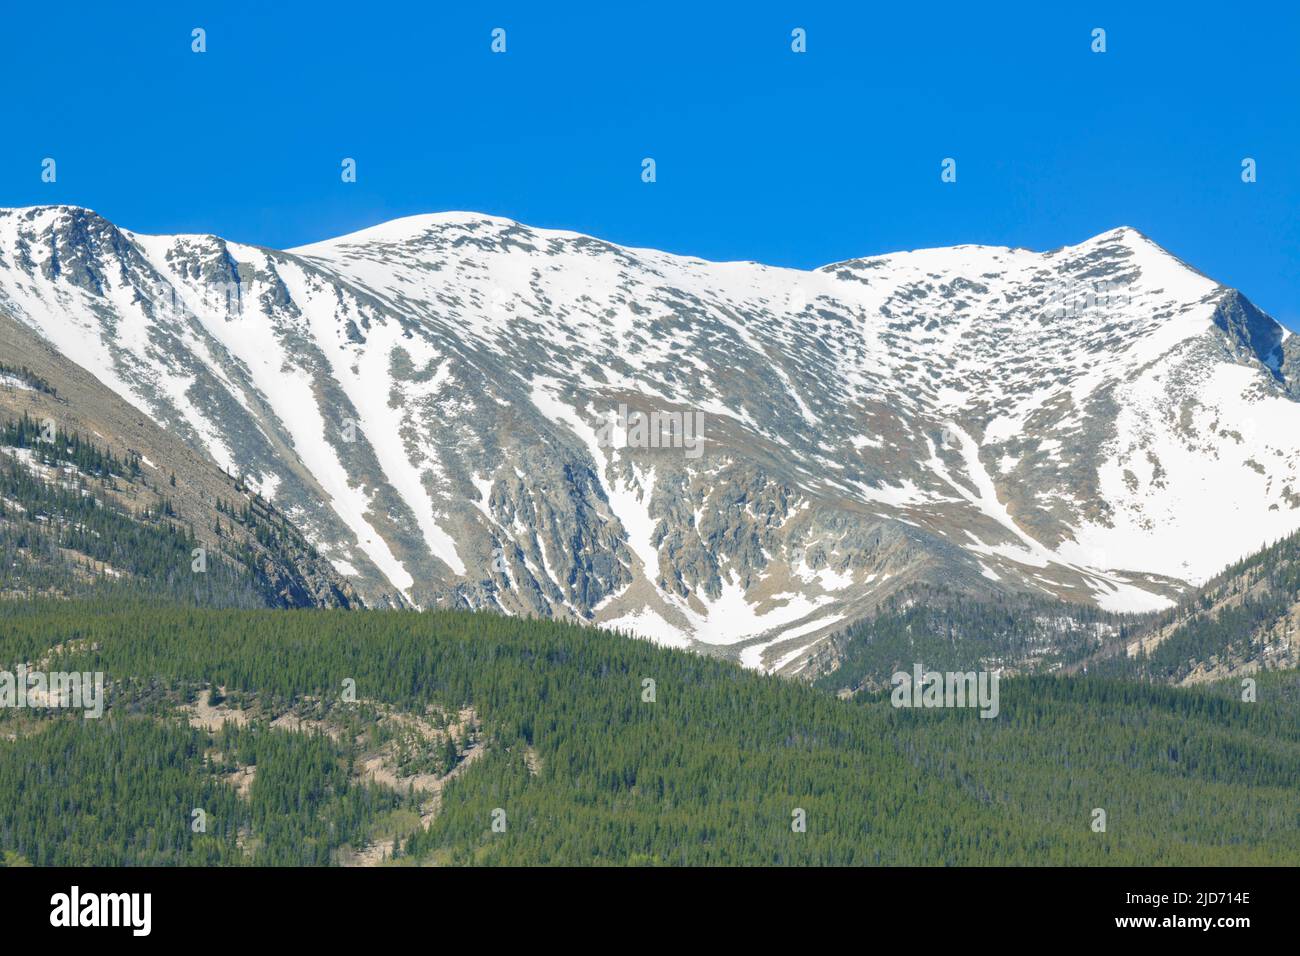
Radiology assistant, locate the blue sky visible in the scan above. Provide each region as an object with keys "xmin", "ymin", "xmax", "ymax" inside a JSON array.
[{"xmin": 3, "ymin": 1, "xmax": 1297, "ymax": 327}]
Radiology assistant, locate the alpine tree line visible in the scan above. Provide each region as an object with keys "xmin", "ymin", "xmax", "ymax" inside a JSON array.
[
  {"xmin": 0, "ymin": 363, "xmax": 57, "ymax": 397},
  {"xmin": 1095, "ymin": 526, "xmax": 1300, "ymax": 682},
  {"xmin": 0, "ymin": 417, "xmax": 337, "ymax": 607},
  {"xmin": 814, "ymin": 584, "xmax": 1129, "ymax": 693}
]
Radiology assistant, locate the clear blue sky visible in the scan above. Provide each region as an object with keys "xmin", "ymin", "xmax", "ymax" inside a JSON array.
[{"xmin": 3, "ymin": 1, "xmax": 1297, "ymax": 327}]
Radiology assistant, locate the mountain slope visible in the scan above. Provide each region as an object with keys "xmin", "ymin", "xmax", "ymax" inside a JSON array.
[
  {"xmin": 1111, "ymin": 526, "xmax": 1300, "ymax": 684},
  {"xmin": 0, "ymin": 311, "xmax": 358, "ymax": 607},
  {"xmin": 2, "ymin": 206, "xmax": 1298, "ymax": 667}
]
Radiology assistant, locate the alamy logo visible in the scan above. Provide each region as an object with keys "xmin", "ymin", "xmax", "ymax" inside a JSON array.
[
  {"xmin": 1043, "ymin": 278, "xmax": 1131, "ymax": 320},
  {"xmin": 595, "ymin": 403, "xmax": 705, "ymax": 459},
  {"xmin": 891, "ymin": 663, "xmax": 1000, "ymax": 719},
  {"xmin": 50, "ymin": 886, "xmax": 151, "ymax": 936},
  {"xmin": 148, "ymin": 279, "xmax": 244, "ymax": 325},
  {"xmin": 0, "ymin": 666, "xmax": 104, "ymax": 719}
]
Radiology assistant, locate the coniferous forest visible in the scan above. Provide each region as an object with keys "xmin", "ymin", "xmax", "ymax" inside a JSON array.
[{"xmin": 0, "ymin": 600, "xmax": 1296, "ymax": 866}]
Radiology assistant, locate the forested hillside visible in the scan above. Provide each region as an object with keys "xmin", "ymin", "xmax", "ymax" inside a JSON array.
[
  {"xmin": 1, "ymin": 601, "xmax": 1295, "ymax": 866},
  {"xmin": 809, "ymin": 585, "xmax": 1132, "ymax": 693},
  {"xmin": 1095, "ymin": 528, "xmax": 1300, "ymax": 683},
  {"xmin": 0, "ymin": 412, "xmax": 354, "ymax": 608},
  {"xmin": 812, "ymin": 521, "xmax": 1300, "ymax": 693}
]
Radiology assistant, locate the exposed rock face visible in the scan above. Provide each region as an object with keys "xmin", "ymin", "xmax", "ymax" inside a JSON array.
[{"xmin": 3, "ymin": 206, "xmax": 1299, "ymax": 669}]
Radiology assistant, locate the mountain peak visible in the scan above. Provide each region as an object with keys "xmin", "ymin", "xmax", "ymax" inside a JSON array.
[
  {"xmin": 289, "ymin": 211, "xmax": 546, "ymax": 256},
  {"xmin": 1067, "ymin": 224, "xmax": 1164, "ymax": 255},
  {"xmin": 2, "ymin": 205, "xmax": 1294, "ymax": 670},
  {"xmin": 1, "ymin": 203, "xmax": 113, "ymax": 230}
]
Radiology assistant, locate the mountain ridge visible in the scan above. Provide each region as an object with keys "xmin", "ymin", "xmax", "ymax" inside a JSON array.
[
  {"xmin": 10, "ymin": 205, "xmax": 1197, "ymax": 279},
  {"xmin": 2, "ymin": 204, "xmax": 1298, "ymax": 671}
]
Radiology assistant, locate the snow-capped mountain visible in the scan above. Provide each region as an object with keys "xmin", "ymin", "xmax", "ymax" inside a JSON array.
[{"xmin": 2, "ymin": 205, "xmax": 1298, "ymax": 672}]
